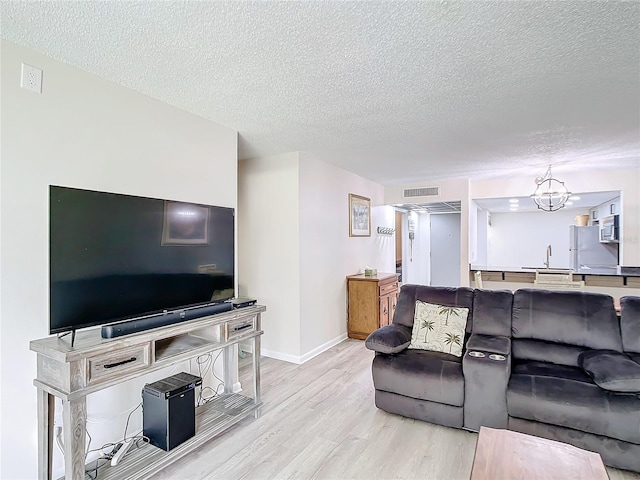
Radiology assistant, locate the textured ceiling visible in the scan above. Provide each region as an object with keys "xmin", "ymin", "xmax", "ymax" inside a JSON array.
[{"xmin": 2, "ymin": 1, "xmax": 639, "ymax": 185}]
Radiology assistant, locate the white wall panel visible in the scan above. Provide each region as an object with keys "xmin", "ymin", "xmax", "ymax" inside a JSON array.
[{"xmin": 1, "ymin": 40, "xmax": 237, "ymax": 479}]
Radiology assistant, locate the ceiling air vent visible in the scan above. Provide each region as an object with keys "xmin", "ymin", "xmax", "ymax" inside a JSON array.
[{"xmin": 403, "ymin": 186, "xmax": 439, "ymax": 198}]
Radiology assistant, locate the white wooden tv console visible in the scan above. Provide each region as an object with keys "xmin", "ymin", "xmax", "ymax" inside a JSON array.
[{"xmin": 30, "ymin": 305, "xmax": 265, "ymax": 480}]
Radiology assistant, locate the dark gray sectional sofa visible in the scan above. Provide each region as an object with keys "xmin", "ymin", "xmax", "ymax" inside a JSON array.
[{"xmin": 365, "ymin": 285, "xmax": 640, "ymax": 472}]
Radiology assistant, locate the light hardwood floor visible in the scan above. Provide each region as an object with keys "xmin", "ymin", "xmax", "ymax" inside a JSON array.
[{"xmin": 154, "ymin": 339, "xmax": 640, "ymax": 480}]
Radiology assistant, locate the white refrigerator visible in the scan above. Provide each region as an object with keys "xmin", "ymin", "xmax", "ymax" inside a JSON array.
[{"xmin": 569, "ymin": 226, "xmax": 618, "ymax": 273}]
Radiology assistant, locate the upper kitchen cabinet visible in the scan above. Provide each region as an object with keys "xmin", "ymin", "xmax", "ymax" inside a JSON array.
[{"xmin": 589, "ymin": 196, "xmax": 621, "ymax": 225}]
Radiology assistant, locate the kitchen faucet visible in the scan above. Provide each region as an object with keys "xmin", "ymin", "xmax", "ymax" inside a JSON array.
[{"xmin": 544, "ymin": 244, "xmax": 552, "ymax": 269}]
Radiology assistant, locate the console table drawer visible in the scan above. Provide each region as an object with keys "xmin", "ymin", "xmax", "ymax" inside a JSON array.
[
  {"xmin": 379, "ymin": 281, "xmax": 398, "ymax": 296},
  {"xmin": 224, "ymin": 316, "xmax": 257, "ymax": 342},
  {"xmin": 87, "ymin": 344, "xmax": 150, "ymax": 385}
]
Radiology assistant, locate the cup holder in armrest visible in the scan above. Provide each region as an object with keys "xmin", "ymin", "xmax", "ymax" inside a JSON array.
[
  {"xmin": 489, "ymin": 354, "xmax": 506, "ymax": 361},
  {"xmin": 468, "ymin": 351, "xmax": 486, "ymax": 358}
]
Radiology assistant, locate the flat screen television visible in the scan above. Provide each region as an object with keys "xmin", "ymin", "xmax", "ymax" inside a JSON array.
[{"xmin": 50, "ymin": 186, "xmax": 235, "ymax": 338}]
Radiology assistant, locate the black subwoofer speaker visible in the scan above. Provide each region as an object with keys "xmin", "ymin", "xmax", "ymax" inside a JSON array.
[{"xmin": 142, "ymin": 372, "xmax": 201, "ymax": 451}]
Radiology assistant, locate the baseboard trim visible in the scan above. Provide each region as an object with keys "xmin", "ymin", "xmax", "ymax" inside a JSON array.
[
  {"xmin": 300, "ymin": 333, "xmax": 348, "ymax": 364},
  {"xmin": 260, "ymin": 349, "xmax": 302, "ymax": 364},
  {"xmin": 261, "ymin": 333, "xmax": 348, "ymax": 365}
]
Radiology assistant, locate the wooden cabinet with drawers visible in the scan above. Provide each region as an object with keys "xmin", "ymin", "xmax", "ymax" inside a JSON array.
[{"xmin": 347, "ymin": 273, "xmax": 399, "ymax": 340}]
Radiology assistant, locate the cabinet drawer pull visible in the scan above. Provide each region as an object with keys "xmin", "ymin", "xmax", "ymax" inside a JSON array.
[
  {"xmin": 104, "ymin": 357, "xmax": 137, "ymax": 369},
  {"xmin": 233, "ymin": 323, "xmax": 252, "ymax": 332}
]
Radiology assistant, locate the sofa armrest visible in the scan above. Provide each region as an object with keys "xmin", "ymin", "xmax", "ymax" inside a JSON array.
[
  {"xmin": 365, "ymin": 324, "xmax": 412, "ymax": 354},
  {"xmin": 463, "ymin": 335, "xmax": 511, "ymax": 431},
  {"xmin": 466, "ymin": 334, "xmax": 511, "ymax": 356},
  {"xmin": 579, "ymin": 349, "xmax": 640, "ymax": 393}
]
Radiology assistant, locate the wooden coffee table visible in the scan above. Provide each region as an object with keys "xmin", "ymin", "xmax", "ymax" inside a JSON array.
[{"xmin": 470, "ymin": 427, "xmax": 609, "ymax": 480}]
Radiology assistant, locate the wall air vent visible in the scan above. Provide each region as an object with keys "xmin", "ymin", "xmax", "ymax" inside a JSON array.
[{"xmin": 403, "ymin": 186, "xmax": 439, "ymax": 198}]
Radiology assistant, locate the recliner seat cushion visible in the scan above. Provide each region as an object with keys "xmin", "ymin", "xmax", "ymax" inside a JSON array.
[
  {"xmin": 372, "ymin": 349, "xmax": 464, "ymax": 407},
  {"xmin": 507, "ymin": 361, "xmax": 640, "ymax": 444}
]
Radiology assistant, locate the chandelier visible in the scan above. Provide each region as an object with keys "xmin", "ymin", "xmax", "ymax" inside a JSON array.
[{"xmin": 530, "ymin": 166, "xmax": 571, "ymax": 212}]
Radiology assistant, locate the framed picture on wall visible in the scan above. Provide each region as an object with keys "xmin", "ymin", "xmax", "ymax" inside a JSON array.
[{"xmin": 349, "ymin": 194, "xmax": 371, "ymax": 237}]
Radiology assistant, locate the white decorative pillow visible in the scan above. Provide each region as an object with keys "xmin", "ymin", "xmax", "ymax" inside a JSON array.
[{"xmin": 409, "ymin": 300, "xmax": 468, "ymax": 357}]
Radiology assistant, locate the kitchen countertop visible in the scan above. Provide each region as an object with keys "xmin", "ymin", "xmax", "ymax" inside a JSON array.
[{"xmin": 470, "ymin": 265, "xmax": 640, "ymax": 277}]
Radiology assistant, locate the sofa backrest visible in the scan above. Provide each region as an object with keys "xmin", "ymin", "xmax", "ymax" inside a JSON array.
[
  {"xmin": 393, "ymin": 285, "xmax": 475, "ymax": 333},
  {"xmin": 620, "ymin": 296, "xmax": 640, "ymax": 354},
  {"xmin": 512, "ymin": 289, "xmax": 622, "ymax": 367},
  {"xmin": 472, "ymin": 289, "xmax": 513, "ymax": 337}
]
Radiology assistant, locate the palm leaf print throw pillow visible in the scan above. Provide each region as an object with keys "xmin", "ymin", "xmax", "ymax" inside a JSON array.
[{"xmin": 409, "ymin": 300, "xmax": 468, "ymax": 357}]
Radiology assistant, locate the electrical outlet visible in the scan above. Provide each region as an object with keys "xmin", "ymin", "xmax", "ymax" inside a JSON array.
[{"xmin": 20, "ymin": 63, "xmax": 42, "ymax": 93}]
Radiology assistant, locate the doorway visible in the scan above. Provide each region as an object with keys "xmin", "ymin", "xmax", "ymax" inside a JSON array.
[{"xmin": 430, "ymin": 213, "xmax": 461, "ymax": 287}]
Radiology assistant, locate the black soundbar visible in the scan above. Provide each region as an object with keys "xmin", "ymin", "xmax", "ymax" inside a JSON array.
[{"xmin": 101, "ymin": 302, "xmax": 233, "ymax": 339}]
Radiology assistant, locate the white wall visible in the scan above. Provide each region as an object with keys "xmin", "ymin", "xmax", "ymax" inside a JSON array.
[
  {"xmin": 237, "ymin": 153, "xmax": 301, "ymax": 359},
  {"xmin": 238, "ymin": 152, "xmax": 392, "ymax": 364},
  {"xmin": 487, "ymin": 209, "xmax": 589, "ymax": 268},
  {"xmin": 0, "ymin": 41, "xmax": 238, "ymax": 479},
  {"xmin": 469, "ymin": 201, "xmax": 478, "ymax": 263},
  {"xmin": 298, "ymin": 155, "xmax": 393, "ymax": 358},
  {"xmin": 476, "ymin": 208, "xmax": 489, "ymax": 265}
]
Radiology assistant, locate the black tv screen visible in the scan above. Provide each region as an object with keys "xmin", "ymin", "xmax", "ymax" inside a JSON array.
[{"xmin": 49, "ymin": 186, "xmax": 235, "ymax": 334}]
